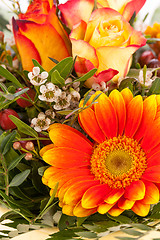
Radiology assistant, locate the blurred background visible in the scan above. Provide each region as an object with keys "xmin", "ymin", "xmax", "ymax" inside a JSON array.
[{"xmin": 0, "ymin": 0, "xmax": 160, "ymax": 36}]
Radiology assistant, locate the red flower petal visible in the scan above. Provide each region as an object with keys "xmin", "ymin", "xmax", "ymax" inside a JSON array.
[
  {"xmin": 63, "ymin": 179, "xmax": 100, "ymax": 205},
  {"xmin": 73, "ymin": 201, "xmax": 97, "ymax": 217},
  {"xmin": 42, "ymin": 147, "xmax": 90, "ymax": 168},
  {"xmin": 147, "ymin": 151, "xmax": 160, "ymax": 168},
  {"xmin": 48, "ymin": 123, "xmax": 93, "ymax": 154},
  {"xmin": 82, "ymin": 184, "xmax": 111, "ymax": 209},
  {"xmin": 95, "ymin": 93, "xmax": 118, "ymax": 138},
  {"xmin": 125, "ymin": 95, "xmax": 143, "ymax": 138},
  {"xmin": 124, "ymin": 180, "xmax": 145, "ymax": 200},
  {"xmin": 134, "ymin": 95, "xmax": 157, "ymax": 141},
  {"xmin": 108, "ymin": 204, "xmax": 124, "ymax": 216},
  {"xmin": 132, "ymin": 201, "xmax": 150, "ymax": 217},
  {"xmin": 109, "ymin": 89, "xmax": 126, "ymax": 135},
  {"xmin": 142, "ymin": 166, "xmax": 160, "ymax": 182},
  {"xmin": 140, "ymin": 181, "xmax": 159, "ymax": 204},
  {"xmin": 118, "ymin": 196, "xmax": 135, "ymax": 210},
  {"xmin": 104, "ymin": 188, "xmax": 124, "ymax": 204}
]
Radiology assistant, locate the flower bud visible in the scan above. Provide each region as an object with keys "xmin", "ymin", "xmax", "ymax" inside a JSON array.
[
  {"xmin": 25, "ymin": 141, "xmax": 35, "ymax": 151},
  {"xmin": 13, "ymin": 141, "xmax": 21, "ymax": 150},
  {"xmin": 25, "ymin": 152, "xmax": 33, "ymax": 160},
  {"xmin": 138, "ymin": 50, "xmax": 155, "ymax": 67}
]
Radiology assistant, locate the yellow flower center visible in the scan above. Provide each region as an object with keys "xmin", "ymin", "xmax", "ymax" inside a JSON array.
[{"xmin": 90, "ymin": 136, "xmax": 147, "ymax": 189}]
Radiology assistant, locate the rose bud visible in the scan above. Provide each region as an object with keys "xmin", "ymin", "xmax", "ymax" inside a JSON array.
[
  {"xmin": 0, "ymin": 31, "xmax": 4, "ymax": 43},
  {"xmin": 138, "ymin": 50, "xmax": 155, "ymax": 67},
  {"xmin": 0, "ymin": 109, "xmax": 19, "ymax": 130},
  {"xmin": 25, "ymin": 152, "xmax": 33, "ymax": 160},
  {"xmin": 13, "ymin": 141, "xmax": 21, "ymax": 150},
  {"xmin": 16, "ymin": 87, "xmax": 36, "ymax": 108},
  {"xmin": 25, "ymin": 141, "xmax": 35, "ymax": 151},
  {"xmin": 147, "ymin": 59, "xmax": 160, "ymax": 77}
]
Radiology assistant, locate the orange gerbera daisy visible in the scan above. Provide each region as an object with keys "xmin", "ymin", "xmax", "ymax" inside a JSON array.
[{"xmin": 40, "ymin": 89, "xmax": 160, "ymax": 217}]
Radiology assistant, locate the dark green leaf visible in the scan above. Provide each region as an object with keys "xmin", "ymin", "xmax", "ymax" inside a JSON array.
[
  {"xmin": 48, "ymin": 229, "xmax": 77, "ymax": 240},
  {"xmin": 49, "ymin": 57, "xmax": 74, "ymax": 79},
  {"xmin": 58, "ymin": 214, "xmax": 76, "ymax": 231},
  {"xmin": 77, "ymin": 217, "xmax": 88, "ymax": 227},
  {"xmin": 8, "ymin": 153, "xmax": 26, "ymax": 171},
  {"xmin": 0, "ymin": 99, "xmax": 16, "ymax": 110},
  {"xmin": 107, "ymin": 214, "xmax": 132, "ymax": 224},
  {"xmin": 38, "ymin": 166, "xmax": 49, "ymax": 176},
  {"xmin": 148, "ymin": 78, "xmax": 160, "ymax": 95},
  {"xmin": 118, "ymin": 78, "xmax": 135, "ymax": 92},
  {"xmin": 9, "ymin": 116, "xmax": 38, "ymax": 138},
  {"xmin": 0, "ymin": 131, "xmax": 17, "ymax": 155},
  {"xmin": 83, "ymin": 89, "xmax": 92, "ymax": 107},
  {"xmin": 51, "ymin": 70, "xmax": 65, "ymax": 87},
  {"xmin": 32, "ymin": 59, "xmax": 45, "ymax": 72},
  {"xmin": 0, "ymin": 66, "xmax": 22, "ymax": 88},
  {"xmin": 75, "ymin": 68, "xmax": 97, "ymax": 83},
  {"xmin": 9, "ymin": 169, "xmax": 31, "ymax": 187}
]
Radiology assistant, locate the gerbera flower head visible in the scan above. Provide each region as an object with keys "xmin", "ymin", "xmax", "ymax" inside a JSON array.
[{"xmin": 41, "ymin": 88, "xmax": 160, "ymax": 218}]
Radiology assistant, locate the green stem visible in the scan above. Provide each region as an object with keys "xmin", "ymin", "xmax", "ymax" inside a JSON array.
[{"xmin": 0, "ymin": 153, "xmax": 9, "ymax": 196}]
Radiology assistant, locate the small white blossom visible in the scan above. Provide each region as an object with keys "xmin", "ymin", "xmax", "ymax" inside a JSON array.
[
  {"xmin": 39, "ymin": 83, "xmax": 61, "ymax": 102},
  {"xmin": 138, "ymin": 70, "xmax": 154, "ymax": 87},
  {"xmin": 92, "ymin": 83, "xmax": 101, "ymax": 91},
  {"xmin": 92, "ymin": 81, "xmax": 108, "ymax": 92},
  {"xmin": 31, "ymin": 112, "xmax": 51, "ymax": 132},
  {"xmin": 54, "ymin": 92, "xmax": 72, "ymax": 110},
  {"xmin": 28, "ymin": 67, "xmax": 48, "ymax": 86},
  {"xmin": 70, "ymin": 90, "xmax": 80, "ymax": 101}
]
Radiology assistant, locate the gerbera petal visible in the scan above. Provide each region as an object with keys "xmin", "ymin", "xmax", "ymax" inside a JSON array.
[
  {"xmin": 78, "ymin": 107, "xmax": 106, "ymax": 143},
  {"xmin": 95, "ymin": 93, "xmax": 118, "ymax": 138},
  {"xmin": 73, "ymin": 201, "xmax": 97, "ymax": 217},
  {"xmin": 140, "ymin": 181, "xmax": 159, "ymax": 204},
  {"xmin": 62, "ymin": 204, "xmax": 74, "ymax": 216},
  {"xmin": 121, "ymin": 88, "xmax": 133, "ymax": 106},
  {"xmin": 63, "ymin": 179, "xmax": 100, "ymax": 205},
  {"xmin": 125, "ymin": 95, "xmax": 143, "ymax": 137},
  {"xmin": 142, "ymin": 165, "xmax": 160, "ymax": 182},
  {"xmin": 109, "ymin": 89, "xmax": 126, "ymax": 135},
  {"xmin": 108, "ymin": 204, "xmax": 124, "ymax": 216},
  {"xmin": 118, "ymin": 196, "xmax": 135, "ymax": 210},
  {"xmin": 124, "ymin": 180, "xmax": 145, "ymax": 200},
  {"xmin": 147, "ymin": 151, "xmax": 160, "ymax": 168},
  {"xmin": 134, "ymin": 95, "xmax": 157, "ymax": 141},
  {"xmin": 58, "ymin": 176, "xmax": 95, "ymax": 201},
  {"xmin": 82, "ymin": 184, "xmax": 111, "ymax": 209},
  {"xmin": 132, "ymin": 201, "xmax": 150, "ymax": 217},
  {"xmin": 141, "ymin": 118, "xmax": 160, "ymax": 153},
  {"xmin": 42, "ymin": 147, "xmax": 90, "ymax": 168},
  {"xmin": 104, "ymin": 188, "xmax": 124, "ymax": 204},
  {"xmin": 98, "ymin": 202, "xmax": 115, "ymax": 214},
  {"xmin": 39, "ymin": 144, "xmax": 54, "ymax": 157},
  {"xmin": 48, "ymin": 123, "xmax": 93, "ymax": 154}
]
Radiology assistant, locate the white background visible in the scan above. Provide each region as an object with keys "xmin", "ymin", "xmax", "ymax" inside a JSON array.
[{"xmin": 0, "ymin": 0, "xmax": 159, "ymax": 24}]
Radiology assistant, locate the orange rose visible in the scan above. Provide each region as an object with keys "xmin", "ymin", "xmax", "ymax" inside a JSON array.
[
  {"xmin": 69, "ymin": 8, "xmax": 146, "ymax": 87},
  {"xmin": 59, "ymin": 0, "xmax": 146, "ymax": 29},
  {"xmin": 12, "ymin": 0, "xmax": 71, "ymax": 71}
]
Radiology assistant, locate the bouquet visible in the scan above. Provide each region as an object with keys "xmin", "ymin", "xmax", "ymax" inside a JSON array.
[{"xmin": 1, "ymin": 0, "xmax": 160, "ymax": 239}]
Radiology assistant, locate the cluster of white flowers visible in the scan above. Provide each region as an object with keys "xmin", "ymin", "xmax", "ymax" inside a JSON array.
[
  {"xmin": 138, "ymin": 69, "xmax": 156, "ymax": 87},
  {"xmin": 39, "ymin": 83, "xmax": 62, "ymax": 102},
  {"xmin": 28, "ymin": 67, "xmax": 48, "ymax": 86},
  {"xmin": 92, "ymin": 81, "xmax": 108, "ymax": 92},
  {"xmin": 31, "ymin": 111, "xmax": 55, "ymax": 132}
]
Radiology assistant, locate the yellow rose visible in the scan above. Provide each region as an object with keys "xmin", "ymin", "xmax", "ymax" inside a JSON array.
[{"xmin": 69, "ymin": 8, "xmax": 146, "ymax": 87}]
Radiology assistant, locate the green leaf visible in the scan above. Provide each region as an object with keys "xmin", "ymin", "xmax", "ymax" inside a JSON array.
[
  {"xmin": 0, "ymin": 66, "xmax": 22, "ymax": 88},
  {"xmin": 122, "ymin": 229, "xmax": 143, "ymax": 236},
  {"xmin": 8, "ymin": 153, "xmax": 26, "ymax": 171},
  {"xmin": 51, "ymin": 70, "xmax": 65, "ymax": 87},
  {"xmin": 83, "ymin": 89, "xmax": 93, "ymax": 107},
  {"xmin": 131, "ymin": 224, "xmax": 151, "ymax": 231},
  {"xmin": 148, "ymin": 78, "xmax": 160, "ymax": 95},
  {"xmin": 38, "ymin": 166, "xmax": 49, "ymax": 176},
  {"xmin": 13, "ymin": 88, "xmax": 29, "ymax": 98},
  {"xmin": 9, "ymin": 169, "xmax": 31, "ymax": 187},
  {"xmin": 118, "ymin": 78, "xmax": 135, "ymax": 92},
  {"xmin": 0, "ymin": 99, "xmax": 16, "ymax": 110},
  {"xmin": 107, "ymin": 214, "xmax": 132, "ymax": 224},
  {"xmin": 9, "ymin": 115, "xmax": 38, "ymax": 138},
  {"xmin": 58, "ymin": 214, "xmax": 76, "ymax": 231},
  {"xmin": 75, "ymin": 68, "xmax": 97, "ymax": 83},
  {"xmin": 49, "ymin": 229, "xmax": 77, "ymax": 240},
  {"xmin": 49, "ymin": 57, "xmax": 74, "ymax": 79},
  {"xmin": 76, "ymin": 231, "xmax": 97, "ymax": 238},
  {"xmin": 0, "ymin": 131, "xmax": 17, "ymax": 155},
  {"xmin": 32, "ymin": 59, "xmax": 45, "ymax": 72}
]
